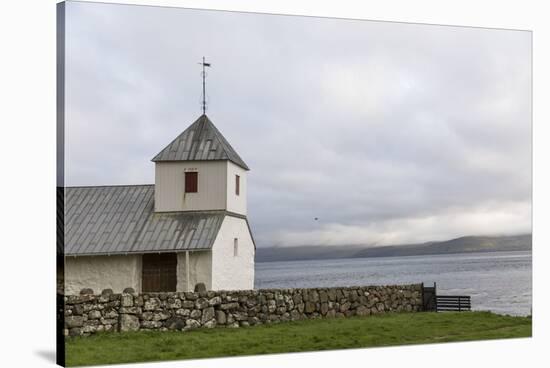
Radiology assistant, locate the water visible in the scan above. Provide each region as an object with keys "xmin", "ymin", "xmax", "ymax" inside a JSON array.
[{"xmin": 255, "ymin": 250, "xmax": 532, "ymax": 316}]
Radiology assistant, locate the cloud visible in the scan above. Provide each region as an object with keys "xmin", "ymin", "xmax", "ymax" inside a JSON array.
[{"xmin": 64, "ymin": 2, "xmax": 532, "ymax": 247}]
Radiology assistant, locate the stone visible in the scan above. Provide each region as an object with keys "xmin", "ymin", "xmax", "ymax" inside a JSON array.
[
  {"xmin": 319, "ymin": 290, "xmax": 328, "ymax": 303},
  {"xmin": 340, "ymin": 302, "xmax": 351, "ymax": 312},
  {"xmin": 190, "ymin": 309, "xmax": 202, "ymax": 319},
  {"xmin": 207, "ymin": 291, "xmax": 217, "ymax": 298},
  {"xmin": 153, "ymin": 311, "xmax": 171, "ymax": 321},
  {"xmin": 184, "ymin": 292, "xmax": 198, "ymax": 300},
  {"xmin": 82, "ymin": 325, "xmax": 98, "ymax": 334},
  {"xmin": 327, "ymin": 289, "xmax": 336, "ymax": 301},
  {"xmin": 320, "ymin": 302, "xmax": 328, "ymax": 315},
  {"xmin": 194, "ymin": 283, "xmax": 206, "ymax": 293},
  {"xmin": 233, "ymin": 311, "xmax": 248, "ymax": 321},
  {"xmin": 290, "ymin": 309, "xmax": 301, "ymax": 321},
  {"xmin": 182, "ymin": 300, "xmax": 195, "ymax": 309},
  {"xmin": 195, "ymin": 298, "xmax": 209, "ymax": 309},
  {"xmin": 201, "ymin": 307, "xmax": 215, "ymax": 324},
  {"xmin": 119, "ymin": 314, "xmax": 140, "ymax": 332},
  {"xmin": 220, "ymin": 302, "xmax": 239, "ymax": 310},
  {"xmin": 103, "ymin": 310, "xmax": 118, "ymax": 319},
  {"xmin": 100, "ymin": 318, "xmax": 117, "ymax": 325},
  {"xmin": 267, "ymin": 300, "xmax": 277, "ymax": 313},
  {"xmin": 185, "ymin": 319, "xmax": 200, "ymax": 329},
  {"xmin": 121, "ymin": 294, "xmax": 134, "ymax": 307},
  {"xmin": 167, "ymin": 298, "xmax": 182, "ymax": 309},
  {"xmin": 88, "ymin": 310, "xmax": 102, "ymax": 320},
  {"xmin": 208, "ymin": 296, "xmax": 222, "ymax": 306},
  {"xmin": 69, "ymin": 327, "xmax": 81, "ymax": 336},
  {"xmin": 166, "ymin": 317, "xmax": 186, "ymax": 330},
  {"xmin": 311, "ymin": 290, "xmax": 320, "ymax": 303},
  {"xmin": 101, "ymin": 288, "xmax": 113, "ymax": 296},
  {"xmin": 144, "ymin": 298, "xmax": 161, "ymax": 311},
  {"xmin": 203, "ymin": 320, "xmax": 216, "ymax": 328},
  {"xmin": 65, "ymin": 316, "xmax": 84, "ymax": 328},
  {"xmin": 141, "ymin": 320, "xmax": 162, "ymax": 329},
  {"xmin": 123, "ymin": 287, "xmax": 135, "ymax": 294},
  {"xmin": 80, "ymin": 288, "xmax": 94, "ymax": 295},
  {"xmin": 176, "ymin": 309, "xmax": 190, "ymax": 317},
  {"xmin": 73, "ymin": 305, "xmax": 84, "ymax": 315},
  {"xmin": 216, "ymin": 310, "xmax": 227, "ymax": 324},
  {"xmin": 226, "ymin": 313, "xmax": 235, "ymax": 324},
  {"xmin": 119, "ymin": 307, "xmax": 141, "ymax": 314},
  {"xmin": 356, "ymin": 306, "xmax": 370, "ymax": 316},
  {"xmin": 304, "ymin": 302, "xmax": 316, "ymax": 314}
]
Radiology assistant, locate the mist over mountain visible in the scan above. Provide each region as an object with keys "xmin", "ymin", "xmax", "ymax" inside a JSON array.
[{"xmin": 255, "ymin": 234, "xmax": 532, "ymax": 263}]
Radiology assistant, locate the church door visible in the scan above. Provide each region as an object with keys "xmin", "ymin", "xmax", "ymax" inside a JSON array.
[{"xmin": 142, "ymin": 253, "xmax": 177, "ymax": 292}]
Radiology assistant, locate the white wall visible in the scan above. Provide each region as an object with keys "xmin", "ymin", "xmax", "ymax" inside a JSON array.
[
  {"xmin": 155, "ymin": 161, "xmax": 227, "ymax": 212},
  {"xmin": 64, "ymin": 254, "xmax": 142, "ymax": 295},
  {"xmin": 211, "ymin": 215, "xmax": 255, "ymax": 290},
  {"xmin": 226, "ymin": 161, "xmax": 248, "ymax": 215},
  {"xmin": 176, "ymin": 251, "xmax": 212, "ymax": 291}
]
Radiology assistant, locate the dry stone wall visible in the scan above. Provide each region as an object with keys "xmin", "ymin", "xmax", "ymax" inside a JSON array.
[{"xmin": 64, "ymin": 284, "xmax": 423, "ymax": 336}]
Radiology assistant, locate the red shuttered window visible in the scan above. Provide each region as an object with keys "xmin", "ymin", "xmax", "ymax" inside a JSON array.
[{"xmin": 185, "ymin": 172, "xmax": 198, "ymax": 193}]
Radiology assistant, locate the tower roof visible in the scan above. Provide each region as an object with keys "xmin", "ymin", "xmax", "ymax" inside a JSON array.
[{"xmin": 151, "ymin": 114, "xmax": 249, "ymax": 170}]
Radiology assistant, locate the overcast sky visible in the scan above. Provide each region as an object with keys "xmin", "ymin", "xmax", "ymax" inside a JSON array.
[{"xmin": 64, "ymin": 1, "xmax": 532, "ymax": 248}]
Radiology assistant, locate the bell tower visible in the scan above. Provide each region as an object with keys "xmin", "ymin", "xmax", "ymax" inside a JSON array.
[{"xmin": 151, "ymin": 114, "xmax": 249, "ymax": 215}]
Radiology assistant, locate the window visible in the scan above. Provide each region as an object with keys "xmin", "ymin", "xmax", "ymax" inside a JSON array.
[
  {"xmin": 235, "ymin": 175, "xmax": 240, "ymax": 196},
  {"xmin": 234, "ymin": 238, "xmax": 239, "ymax": 257},
  {"xmin": 185, "ymin": 172, "xmax": 198, "ymax": 193}
]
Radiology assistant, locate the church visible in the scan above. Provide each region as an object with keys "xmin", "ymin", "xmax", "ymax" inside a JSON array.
[{"xmin": 63, "ymin": 114, "xmax": 256, "ymax": 294}]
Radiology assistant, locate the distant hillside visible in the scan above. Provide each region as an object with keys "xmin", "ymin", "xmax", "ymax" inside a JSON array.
[{"xmin": 255, "ymin": 234, "xmax": 532, "ymax": 263}]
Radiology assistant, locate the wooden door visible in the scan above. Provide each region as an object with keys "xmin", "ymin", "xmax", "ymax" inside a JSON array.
[{"xmin": 142, "ymin": 253, "xmax": 177, "ymax": 292}]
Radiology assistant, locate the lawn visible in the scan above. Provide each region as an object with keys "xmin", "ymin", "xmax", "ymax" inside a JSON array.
[{"xmin": 65, "ymin": 311, "xmax": 531, "ymax": 366}]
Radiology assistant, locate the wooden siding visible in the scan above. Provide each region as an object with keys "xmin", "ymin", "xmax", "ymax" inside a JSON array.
[{"xmin": 155, "ymin": 161, "xmax": 227, "ymax": 212}]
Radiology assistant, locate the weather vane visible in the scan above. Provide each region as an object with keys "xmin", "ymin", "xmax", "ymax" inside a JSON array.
[{"xmin": 199, "ymin": 57, "xmax": 211, "ymax": 114}]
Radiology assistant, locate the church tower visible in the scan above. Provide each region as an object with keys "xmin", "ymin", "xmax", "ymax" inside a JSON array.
[{"xmin": 151, "ymin": 114, "xmax": 249, "ymax": 215}]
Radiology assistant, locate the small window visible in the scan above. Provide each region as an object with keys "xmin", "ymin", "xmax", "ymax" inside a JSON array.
[
  {"xmin": 235, "ymin": 175, "xmax": 240, "ymax": 196},
  {"xmin": 185, "ymin": 172, "xmax": 198, "ymax": 193},
  {"xmin": 233, "ymin": 238, "xmax": 238, "ymax": 257}
]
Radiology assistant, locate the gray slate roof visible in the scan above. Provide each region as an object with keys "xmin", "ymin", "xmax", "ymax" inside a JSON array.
[
  {"xmin": 64, "ymin": 185, "xmax": 227, "ymax": 256},
  {"xmin": 151, "ymin": 114, "xmax": 250, "ymax": 170}
]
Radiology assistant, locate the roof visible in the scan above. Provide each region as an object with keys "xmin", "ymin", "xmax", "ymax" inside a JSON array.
[
  {"xmin": 64, "ymin": 185, "xmax": 238, "ymax": 256},
  {"xmin": 151, "ymin": 114, "xmax": 250, "ymax": 170}
]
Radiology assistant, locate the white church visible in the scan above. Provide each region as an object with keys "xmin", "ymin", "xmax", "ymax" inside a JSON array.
[{"xmin": 63, "ymin": 114, "xmax": 256, "ymax": 294}]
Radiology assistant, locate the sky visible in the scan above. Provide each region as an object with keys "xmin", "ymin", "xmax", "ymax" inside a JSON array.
[{"xmin": 64, "ymin": 1, "xmax": 532, "ymax": 248}]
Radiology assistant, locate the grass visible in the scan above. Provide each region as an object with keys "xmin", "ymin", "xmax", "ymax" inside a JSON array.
[{"xmin": 65, "ymin": 311, "xmax": 531, "ymax": 366}]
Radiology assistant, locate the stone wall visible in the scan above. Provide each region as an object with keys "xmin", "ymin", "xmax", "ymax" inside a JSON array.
[{"xmin": 64, "ymin": 284, "xmax": 423, "ymax": 336}]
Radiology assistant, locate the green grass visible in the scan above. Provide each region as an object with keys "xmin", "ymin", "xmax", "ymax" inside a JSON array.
[{"xmin": 65, "ymin": 312, "xmax": 531, "ymax": 366}]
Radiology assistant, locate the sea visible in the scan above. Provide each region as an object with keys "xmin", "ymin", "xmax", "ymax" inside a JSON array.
[{"xmin": 255, "ymin": 250, "xmax": 532, "ymax": 316}]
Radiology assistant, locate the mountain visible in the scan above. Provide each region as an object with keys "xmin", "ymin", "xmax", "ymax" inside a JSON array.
[{"xmin": 255, "ymin": 234, "xmax": 532, "ymax": 263}]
